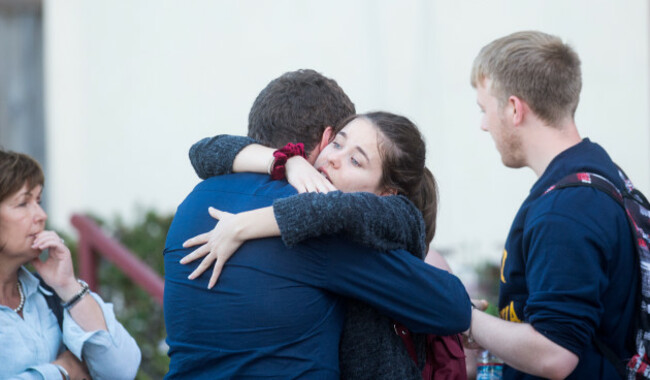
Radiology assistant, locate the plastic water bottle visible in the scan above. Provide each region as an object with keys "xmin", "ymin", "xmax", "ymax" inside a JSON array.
[{"xmin": 476, "ymin": 349, "xmax": 503, "ymax": 380}]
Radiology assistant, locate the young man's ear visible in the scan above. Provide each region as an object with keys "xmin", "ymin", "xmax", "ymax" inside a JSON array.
[
  {"xmin": 320, "ymin": 126, "xmax": 334, "ymax": 150},
  {"xmin": 508, "ymin": 95, "xmax": 527, "ymax": 126},
  {"xmin": 306, "ymin": 126, "xmax": 334, "ymax": 164}
]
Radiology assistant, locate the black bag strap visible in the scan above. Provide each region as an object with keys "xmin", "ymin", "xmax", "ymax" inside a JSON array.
[
  {"xmin": 33, "ymin": 272, "xmax": 64, "ymax": 331},
  {"xmin": 593, "ymin": 336, "xmax": 627, "ymax": 379}
]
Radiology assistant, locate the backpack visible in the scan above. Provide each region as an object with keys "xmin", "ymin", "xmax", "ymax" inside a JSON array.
[
  {"xmin": 544, "ymin": 168, "xmax": 650, "ymax": 379},
  {"xmin": 394, "ymin": 321, "xmax": 467, "ymax": 380}
]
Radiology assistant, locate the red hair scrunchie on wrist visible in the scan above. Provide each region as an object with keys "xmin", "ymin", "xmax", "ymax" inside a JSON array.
[{"xmin": 270, "ymin": 142, "xmax": 306, "ymax": 180}]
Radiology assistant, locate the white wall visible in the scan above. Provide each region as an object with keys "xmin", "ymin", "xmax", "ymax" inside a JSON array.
[{"xmin": 43, "ymin": 0, "xmax": 649, "ymax": 268}]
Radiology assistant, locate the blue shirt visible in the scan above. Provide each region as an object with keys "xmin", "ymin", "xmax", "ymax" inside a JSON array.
[
  {"xmin": 163, "ymin": 173, "xmax": 471, "ymax": 379},
  {"xmin": 499, "ymin": 139, "xmax": 638, "ymax": 379},
  {"xmin": 1, "ymin": 267, "xmax": 141, "ymax": 380}
]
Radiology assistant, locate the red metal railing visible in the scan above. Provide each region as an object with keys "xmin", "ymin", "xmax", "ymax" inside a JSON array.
[{"xmin": 70, "ymin": 214, "xmax": 164, "ymax": 305}]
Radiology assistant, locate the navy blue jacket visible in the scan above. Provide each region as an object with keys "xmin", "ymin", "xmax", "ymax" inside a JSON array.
[
  {"xmin": 499, "ymin": 139, "xmax": 638, "ymax": 379},
  {"xmin": 163, "ymin": 173, "xmax": 471, "ymax": 379}
]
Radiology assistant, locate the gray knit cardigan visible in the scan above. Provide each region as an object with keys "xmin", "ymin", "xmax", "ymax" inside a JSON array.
[{"xmin": 189, "ymin": 135, "xmax": 428, "ymax": 379}]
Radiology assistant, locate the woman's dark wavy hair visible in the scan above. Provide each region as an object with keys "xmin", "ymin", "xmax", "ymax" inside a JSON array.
[
  {"xmin": 334, "ymin": 112, "xmax": 438, "ymax": 248},
  {"xmin": 0, "ymin": 149, "xmax": 44, "ymax": 204}
]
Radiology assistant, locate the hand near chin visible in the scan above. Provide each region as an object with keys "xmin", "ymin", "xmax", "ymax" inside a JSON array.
[
  {"xmin": 30, "ymin": 230, "xmax": 76, "ymax": 290},
  {"xmin": 181, "ymin": 207, "xmax": 243, "ymax": 289},
  {"xmin": 285, "ymin": 156, "xmax": 337, "ymax": 193}
]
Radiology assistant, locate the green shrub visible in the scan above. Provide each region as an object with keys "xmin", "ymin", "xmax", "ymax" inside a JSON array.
[{"xmin": 474, "ymin": 261, "xmax": 501, "ymax": 317}]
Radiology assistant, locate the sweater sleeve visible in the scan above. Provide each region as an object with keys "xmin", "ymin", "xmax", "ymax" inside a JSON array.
[
  {"xmin": 189, "ymin": 135, "xmax": 257, "ymax": 179},
  {"xmin": 273, "ymin": 192, "xmax": 427, "ymax": 258}
]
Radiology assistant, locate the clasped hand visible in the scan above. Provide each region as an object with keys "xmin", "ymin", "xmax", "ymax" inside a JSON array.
[{"xmin": 285, "ymin": 156, "xmax": 336, "ymax": 194}]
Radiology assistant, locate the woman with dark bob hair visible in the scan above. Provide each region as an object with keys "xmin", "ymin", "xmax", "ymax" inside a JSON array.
[{"xmin": 0, "ymin": 150, "xmax": 141, "ymax": 379}]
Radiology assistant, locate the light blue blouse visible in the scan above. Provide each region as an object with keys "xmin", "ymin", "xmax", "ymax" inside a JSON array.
[{"xmin": 1, "ymin": 267, "xmax": 141, "ymax": 380}]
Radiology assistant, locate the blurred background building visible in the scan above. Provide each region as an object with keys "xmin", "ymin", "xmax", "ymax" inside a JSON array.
[{"xmin": 2, "ymin": 0, "xmax": 649, "ymax": 270}]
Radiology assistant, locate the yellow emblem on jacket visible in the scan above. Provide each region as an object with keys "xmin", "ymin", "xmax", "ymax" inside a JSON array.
[
  {"xmin": 500, "ymin": 249, "xmax": 507, "ymax": 283},
  {"xmin": 499, "ymin": 301, "xmax": 522, "ymax": 323}
]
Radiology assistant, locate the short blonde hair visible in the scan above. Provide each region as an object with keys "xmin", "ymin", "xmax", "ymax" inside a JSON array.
[{"xmin": 471, "ymin": 31, "xmax": 582, "ymax": 125}]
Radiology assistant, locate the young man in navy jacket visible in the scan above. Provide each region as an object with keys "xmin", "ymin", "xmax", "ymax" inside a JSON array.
[
  {"xmin": 466, "ymin": 31, "xmax": 638, "ymax": 380},
  {"xmin": 163, "ymin": 69, "xmax": 471, "ymax": 379}
]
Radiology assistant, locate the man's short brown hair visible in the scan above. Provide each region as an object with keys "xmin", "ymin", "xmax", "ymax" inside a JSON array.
[{"xmin": 248, "ymin": 69, "xmax": 355, "ymax": 152}]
